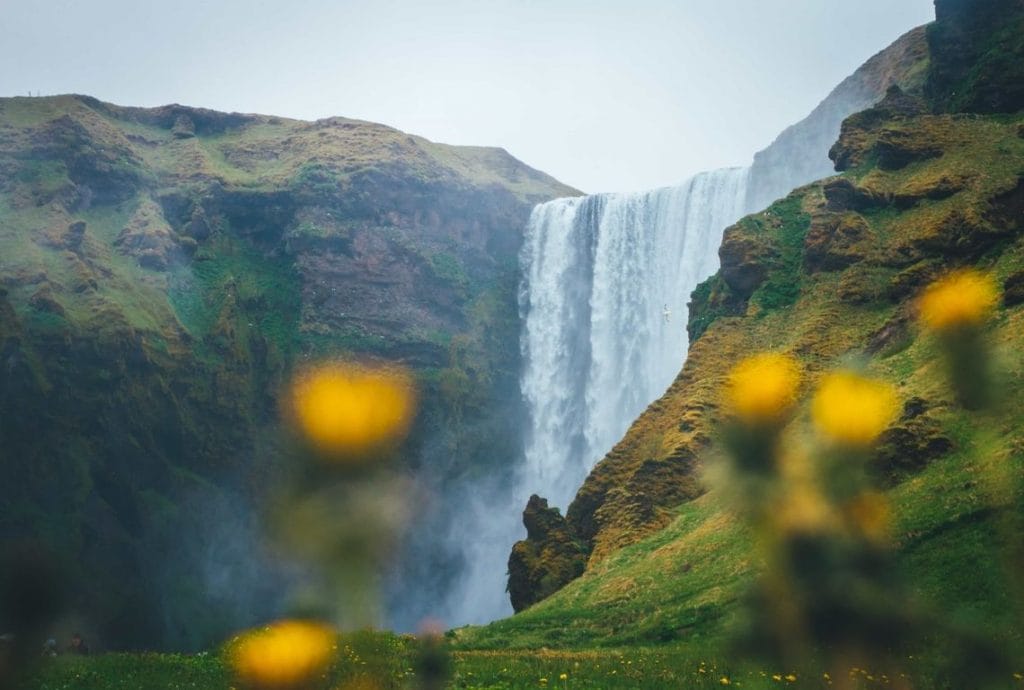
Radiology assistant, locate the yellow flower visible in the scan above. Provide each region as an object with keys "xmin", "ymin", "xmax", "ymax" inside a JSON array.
[
  {"xmin": 847, "ymin": 491, "xmax": 892, "ymax": 542},
  {"xmin": 725, "ymin": 353, "xmax": 801, "ymax": 424},
  {"xmin": 918, "ymin": 269, "xmax": 999, "ymax": 332},
  {"xmin": 720, "ymin": 677, "xmax": 731, "ymax": 685},
  {"xmin": 785, "ymin": 674, "xmax": 797, "ymax": 682},
  {"xmin": 777, "ymin": 481, "xmax": 836, "ymax": 534},
  {"xmin": 230, "ymin": 620, "xmax": 335, "ymax": 689},
  {"xmin": 559, "ymin": 673, "xmax": 568, "ymax": 681},
  {"xmin": 811, "ymin": 371, "xmax": 898, "ymax": 447},
  {"xmin": 772, "ymin": 675, "xmax": 782, "ymax": 682},
  {"xmin": 289, "ymin": 361, "xmax": 416, "ymax": 457}
]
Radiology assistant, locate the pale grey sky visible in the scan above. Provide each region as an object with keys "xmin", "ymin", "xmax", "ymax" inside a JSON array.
[{"xmin": 1, "ymin": 0, "xmax": 936, "ymax": 193}]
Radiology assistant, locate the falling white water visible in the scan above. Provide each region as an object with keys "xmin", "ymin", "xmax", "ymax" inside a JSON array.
[
  {"xmin": 438, "ymin": 167, "xmax": 750, "ymax": 628},
  {"xmin": 518, "ymin": 167, "xmax": 750, "ymax": 510},
  {"xmin": 412, "ymin": 35, "xmax": 918, "ymax": 626}
]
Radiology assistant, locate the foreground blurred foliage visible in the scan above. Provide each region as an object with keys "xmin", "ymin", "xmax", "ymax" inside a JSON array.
[{"xmin": 20, "ymin": 635, "xmax": 1024, "ymax": 689}]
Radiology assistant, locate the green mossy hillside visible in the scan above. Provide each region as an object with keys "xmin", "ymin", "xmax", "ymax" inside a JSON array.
[{"xmin": 0, "ymin": 95, "xmax": 577, "ymax": 650}]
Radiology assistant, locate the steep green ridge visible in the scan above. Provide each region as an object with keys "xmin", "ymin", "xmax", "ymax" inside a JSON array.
[
  {"xmin": 0, "ymin": 95, "xmax": 577, "ymax": 650},
  {"xmin": 481, "ymin": 0, "xmax": 1024, "ymax": 649}
]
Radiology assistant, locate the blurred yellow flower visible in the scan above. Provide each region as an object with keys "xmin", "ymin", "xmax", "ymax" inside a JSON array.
[
  {"xmin": 811, "ymin": 371, "xmax": 898, "ymax": 447},
  {"xmin": 725, "ymin": 352, "xmax": 801, "ymax": 424},
  {"xmin": 230, "ymin": 620, "xmax": 335, "ymax": 689},
  {"xmin": 847, "ymin": 491, "xmax": 892, "ymax": 543},
  {"xmin": 559, "ymin": 673, "xmax": 568, "ymax": 681},
  {"xmin": 719, "ymin": 677, "xmax": 731, "ymax": 685},
  {"xmin": 777, "ymin": 481, "xmax": 836, "ymax": 534},
  {"xmin": 918, "ymin": 269, "xmax": 999, "ymax": 332},
  {"xmin": 289, "ymin": 362, "xmax": 415, "ymax": 457}
]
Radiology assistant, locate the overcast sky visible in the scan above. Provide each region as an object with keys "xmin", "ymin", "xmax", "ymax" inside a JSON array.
[{"xmin": 2, "ymin": 0, "xmax": 935, "ymax": 193}]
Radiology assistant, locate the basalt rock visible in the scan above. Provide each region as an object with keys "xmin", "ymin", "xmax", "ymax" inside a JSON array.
[
  {"xmin": 804, "ymin": 212, "xmax": 872, "ymax": 273},
  {"xmin": 875, "ymin": 128, "xmax": 945, "ymax": 171},
  {"xmin": 28, "ymin": 284, "xmax": 66, "ymax": 316},
  {"xmin": 871, "ymin": 398, "xmax": 955, "ymax": 485},
  {"xmin": 718, "ymin": 228, "xmax": 775, "ymax": 298},
  {"xmin": 171, "ymin": 114, "xmax": 196, "ymax": 139},
  {"xmin": 823, "ymin": 178, "xmax": 887, "ymax": 212},
  {"xmin": 823, "ymin": 174, "xmax": 967, "ymax": 214},
  {"xmin": 113, "ymin": 198, "xmax": 183, "ymax": 271},
  {"xmin": 985, "ymin": 177, "xmax": 1024, "ymax": 232},
  {"xmin": 898, "ymin": 207, "xmax": 1009, "ymax": 261},
  {"xmin": 1004, "ymin": 270, "xmax": 1024, "ymax": 306},
  {"xmin": 507, "ymin": 496, "xmax": 587, "ymax": 612},
  {"xmin": 180, "ymin": 204, "xmax": 212, "ymax": 241},
  {"xmin": 830, "ymin": 86, "xmax": 929, "ymax": 172},
  {"xmin": 887, "ymin": 260, "xmax": 943, "ymax": 301}
]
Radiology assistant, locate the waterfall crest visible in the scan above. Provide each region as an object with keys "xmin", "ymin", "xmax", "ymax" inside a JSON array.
[{"xmin": 518, "ymin": 167, "xmax": 750, "ymax": 508}]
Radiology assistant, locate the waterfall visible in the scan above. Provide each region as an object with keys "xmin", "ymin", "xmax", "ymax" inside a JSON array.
[
  {"xmin": 436, "ymin": 167, "xmax": 749, "ymax": 628},
  {"xmin": 518, "ymin": 167, "xmax": 750, "ymax": 509}
]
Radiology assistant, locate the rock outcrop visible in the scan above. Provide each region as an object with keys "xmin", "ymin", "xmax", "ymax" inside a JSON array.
[{"xmin": 507, "ymin": 496, "xmax": 587, "ymax": 612}]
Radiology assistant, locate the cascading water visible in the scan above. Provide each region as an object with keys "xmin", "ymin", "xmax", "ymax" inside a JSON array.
[
  {"xmin": 404, "ymin": 29, "xmax": 920, "ymax": 626},
  {"xmin": 433, "ymin": 167, "xmax": 750, "ymax": 628},
  {"xmin": 518, "ymin": 167, "xmax": 750, "ymax": 509}
]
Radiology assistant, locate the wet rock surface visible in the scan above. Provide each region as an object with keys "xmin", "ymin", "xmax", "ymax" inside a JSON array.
[{"xmin": 507, "ymin": 495, "xmax": 587, "ymax": 612}]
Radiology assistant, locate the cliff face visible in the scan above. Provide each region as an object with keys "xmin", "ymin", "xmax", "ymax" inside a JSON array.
[
  {"xmin": 745, "ymin": 26, "xmax": 929, "ymax": 214},
  {"xmin": 502, "ymin": 0, "xmax": 1024, "ymax": 620},
  {"xmin": 925, "ymin": 0, "xmax": 1024, "ymax": 113},
  {"xmin": 0, "ymin": 95, "xmax": 576, "ymax": 649}
]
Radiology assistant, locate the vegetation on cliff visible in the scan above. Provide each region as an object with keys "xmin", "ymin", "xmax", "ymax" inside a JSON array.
[{"xmin": 0, "ymin": 95, "xmax": 576, "ymax": 649}]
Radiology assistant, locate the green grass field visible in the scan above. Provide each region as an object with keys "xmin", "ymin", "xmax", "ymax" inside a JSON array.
[{"xmin": 21, "ymin": 639, "xmax": 1024, "ymax": 689}]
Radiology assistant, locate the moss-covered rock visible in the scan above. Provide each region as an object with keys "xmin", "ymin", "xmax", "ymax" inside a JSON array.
[
  {"xmin": 871, "ymin": 398, "xmax": 955, "ymax": 485},
  {"xmin": 926, "ymin": 0, "xmax": 1024, "ymax": 114},
  {"xmin": 507, "ymin": 495, "xmax": 587, "ymax": 612},
  {"xmin": 803, "ymin": 212, "xmax": 873, "ymax": 272}
]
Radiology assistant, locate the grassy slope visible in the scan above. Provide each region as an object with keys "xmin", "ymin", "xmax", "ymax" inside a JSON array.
[{"xmin": 456, "ymin": 111, "xmax": 1024, "ymax": 652}]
